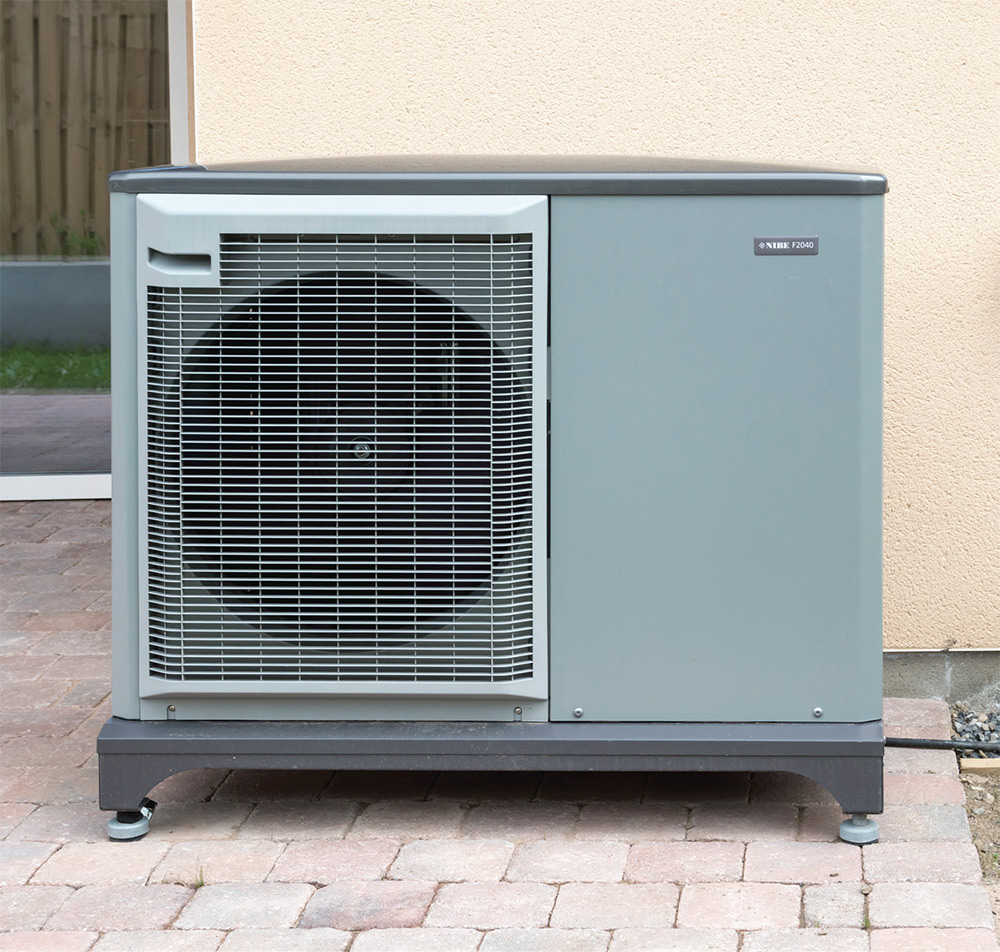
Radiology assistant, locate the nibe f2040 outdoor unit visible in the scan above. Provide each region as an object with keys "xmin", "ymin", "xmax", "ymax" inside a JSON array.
[{"xmin": 99, "ymin": 158, "xmax": 886, "ymax": 843}]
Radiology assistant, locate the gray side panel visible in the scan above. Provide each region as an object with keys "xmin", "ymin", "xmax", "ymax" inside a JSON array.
[
  {"xmin": 549, "ymin": 194, "xmax": 883, "ymax": 724},
  {"xmin": 110, "ymin": 192, "xmax": 141, "ymax": 719}
]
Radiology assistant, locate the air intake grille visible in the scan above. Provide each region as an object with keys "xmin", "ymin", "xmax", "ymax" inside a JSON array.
[{"xmin": 144, "ymin": 233, "xmax": 536, "ymax": 684}]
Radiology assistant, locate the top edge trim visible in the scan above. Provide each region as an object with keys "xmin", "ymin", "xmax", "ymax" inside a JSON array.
[{"xmin": 108, "ymin": 157, "xmax": 888, "ymax": 195}]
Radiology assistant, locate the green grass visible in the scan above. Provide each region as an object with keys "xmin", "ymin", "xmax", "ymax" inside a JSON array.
[{"xmin": 0, "ymin": 343, "xmax": 111, "ymax": 391}]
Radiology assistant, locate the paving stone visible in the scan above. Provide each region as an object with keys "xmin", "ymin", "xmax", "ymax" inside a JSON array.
[
  {"xmin": 324, "ymin": 771, "xmax": 439, "ymax": 801},
  {"xmin": 0, "ymin": 734, "xmax": 95, "ymax": 768},
  {"xmin": 687, "ymin": 803, "xmax": 798, "ymax": 842},
  {"xmin": 0, "ymin": 559, "xmax": 79, "ymax": 578},
  {"xmin": 351, "ymin": 928, "xmax": 482, "ymax": 952},
  {"xmin": 883, "ymin": 697, "xmax": 952, "ymax": 740},
  {"xmin": 609, "ymin": 930, "xmax": 739, "ymax": 951},
  {"xmin": 0, "ymin": 933, "xmax": 99, "ymax": 952},
  {"xmin": 148, "ymin": 769, "xmax": 231, "ymax": 804},
  {"xmin": 33, "ymin": 841, "xmax": 168, "ymax": 886},
  {"xmin": 0, "ymin": 611, "xmax": 35, "ymax": 632},
  {"xmin": 388, "ymin": 838, "xmax": 510, "ymax": 882},
  {"xmin": 644, "ymin": 772, "xmax": 751, "ymax": 804},
  {"xmin": 9, "ymin": 591, "xmax": 103, "ymax": 613},
  {"xmin": 482, "ymin": 928, "xmax": 611, "ymax": 951},
  {"xmin": 506, "ymin": 840, "xmax": 627, "ymax": 883},
  {"xmin": 0, "ymin": 840, "xmax": 57, "ymax": 884},
  {"xmin": 218, "ymin": 929, "xmax": 351, "ymax": 951},
  {"xmin": 0, "ymin": 765, "xmax": 99, "ymax": 804},
  {"xmin": 349, "ymin": 800, "xmax": 467, "ymax": 840},
  {"xmin": 0, "ymin": 884, "xmax": 72, "ymax": 929},
  {"xmin": 0, "ymin": 629, "xmax": 51, "ymax": 657},
  {"xmin": 676, "ymin": 883, "xmax": 800, "ymax": 930},
  {"xmin": 551, "ymin": 883, "xmax": 679, "ymax": 929},
  {"xmin": 863, "ymin": 841, "xmax": 984, "ymax": 883},
  {"xmin": 219, "ymin": 929, "xmax": 350, "ymax": 951},
  {"xmin": 28, "ymin": 631, "xmax": 112, "ymax": 656},
  {"xmin": 868, "ymin": 882, "xmax": 995, "ymax": 929},
  {"xmin": 239, "ymin": 800, "xmax": 358, "ymax": 841},
  {"xmin": 461, "ymin": 801, "xmax": 579, "ymax": 841},
  {"xmin": 878, "ymin": 805, "xmax": 971, "ymax": 843},
  {"xmin": 741, "ymin": 928, "xmax": 870, "ymax": 951},
  {"xmin": 84, "ymin": 593, "xmax": 112, "ymax": 612},
  {"xmin": 4, "ymin": 802, "xmax": 108, "ymax": 843},
  {"xmin": 23, "ymin": 611, "xmax": 111, "ymax": 632},
  {"xmin": 153, "ymin": 839, "xmax": 284, "ymax": 885},
  {"xmin": 536, "ymin": 772, "xmax": 645, "ymax": 802},
  {"xmin": 426, "ymin": 882, "xmax": 557, "ymax": 929},
  {"xmin": 46, "ymin": 884, "xmax": 193, "ymax": 932},
  {"xmin": 212, "ymin": 769, "xmax": 333, "ymax": 801},
  {"xmin": 802, "ymin": 883, "xmax": 865, "ymax": 927},
  {"xmin": 174, "ymin": 882, "xmax": 314, "ymax": 929},
  {"xmin": 16, "ymin": 501, "xmax": 92, "ymax": 515},
  {"xmin": 747, "ymin": 772, "xmax": 838, "ymax": 806},
  {"xmin": 2, "ymin": 574, "xmax": 87, "ymax": 594},
  {"xmin": 269, "ymin": 838, "xmax": 399, "ymax": 883},
  {"xmin": 91, "ymin": 933, "xmax": 225, "ymax": 951},
  {"xmin": 883, "ymin": 746, "xmax": 958, "ymax": 776},
  {"xmin": 743, "ymin": 841, "xmax": 861, "ymax": 883},
  {"xmin": 0, "ymin": 679, "xmax": 71, "ymax": 711},
  {"xmin": 61, "ymin": 559, "xmax": 112, "ymax": 577},
  {"xmin": 0, "ymin": 542, "xmax": 78, "ymax": 562},
  {"xmin": 67, "ymin": 705, "xmax": 111, "ymax": 743},
  {"xmin": 869, "ymin": 928, "xmax": 1000, "ymax": 951},
  {"xmin": 625, "ymin": 841, "xmax": 745, "ymax": 883},
  {"xmin": 144, "ymin": 803, "xmax": 254, "ymax": 842},
  {"xmin": 796, "ymin": 805, "xmax": 848, "ymax": 842},
  {"xmin": 45, "ymin": 527, "xmax": 112, "ymax": 544},
  {"xmin": 883, "ymin": 773, "xmax": 966, "ymax": 806},
  {"xmin": 41, "ymin": 656, "xmax": 111, "ymax": 681},
  {"xmin": 429, "ymin": 772, "xmax": 542, "ymax": 802},
  {"xmin": 0, "ymin": 707, "xmax": 89, "ymax": 739},
  {"xmin": 0, "ymin": 802, "xmax": 36, "ymax": 839},
  {"xmin": 301, "ymin": 880, "xmax": 437, "ymax": 929},
  {"xmin": 0, "ymin": 656, "xmax": 57, "ymax": 681},
  {"xmin": 0, "ymin": 522, "xmax": 62, "ymax": 544},
  {"xmin": 57, "ymin": 680, "xmax": 110, "ymax": 709},
  {"xmin": 575, "ymin": 802, "xmax": 687, "ymax": 842}
]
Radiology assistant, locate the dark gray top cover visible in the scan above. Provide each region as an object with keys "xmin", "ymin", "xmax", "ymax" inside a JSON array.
[{"xmin": 109, "ymin": 156, "xmax": 888, "ymax": 196}]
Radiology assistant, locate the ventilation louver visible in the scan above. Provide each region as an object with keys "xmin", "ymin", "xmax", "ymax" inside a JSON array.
[{"xmin": 144, "ymin": 233, "xmax": 536, "ymax": 684}]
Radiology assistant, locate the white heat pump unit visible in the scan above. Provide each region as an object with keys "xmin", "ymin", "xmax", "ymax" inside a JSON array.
[{"xmin": 99, "ymin": 157, "xmax": 886, "ymax": 844}]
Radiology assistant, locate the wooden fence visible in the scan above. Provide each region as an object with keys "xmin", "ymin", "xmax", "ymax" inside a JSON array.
[{"xmin": 1, "ymin": 0, "xmax": 169, "ymax": 256}]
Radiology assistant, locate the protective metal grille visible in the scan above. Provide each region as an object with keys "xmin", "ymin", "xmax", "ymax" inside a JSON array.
[{"xmin": 145, "ymin": 233, "xmax": 536, "ymax": 683}]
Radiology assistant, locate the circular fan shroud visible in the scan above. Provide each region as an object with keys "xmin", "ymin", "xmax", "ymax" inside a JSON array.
[{"xmin": 178, "ymin": 271, "xmax": 526, "ymax": 648}]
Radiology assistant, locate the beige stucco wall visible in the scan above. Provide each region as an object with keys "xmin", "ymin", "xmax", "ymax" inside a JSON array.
[{"xmin": 188, "ymin": 0, "xmax": 999, "ymax": 651}]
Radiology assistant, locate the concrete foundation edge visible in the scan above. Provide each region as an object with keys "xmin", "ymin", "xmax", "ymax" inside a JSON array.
[{"xmin": 884, "ymin": 651, "xmax": 1000, "ymax": 708}]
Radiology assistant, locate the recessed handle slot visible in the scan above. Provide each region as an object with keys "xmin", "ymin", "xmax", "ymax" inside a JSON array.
[{"xmin": 148, "ymin": 249, "xmax": 212, "ymax": 274}]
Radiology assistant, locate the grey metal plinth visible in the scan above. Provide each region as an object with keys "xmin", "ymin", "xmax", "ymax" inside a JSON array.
[{"xmin": 97, "ymin": 717, "xmax": 884, "ymax": 815}]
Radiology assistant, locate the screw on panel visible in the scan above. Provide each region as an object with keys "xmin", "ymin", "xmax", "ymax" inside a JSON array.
[
  {"xmin": 167, "ymin": 705, "xmax": 176, "ymax": 720},
  {"xmin": 573, "ymin": 708, "xmax": 584, "ymax": 718},
  {"xmin": 813, "ymin": 707, "xmax": 824, "ymax": 718},
  {"xmin": 513, "ymin": 707, "xmax": 523, "ymax": 721}
]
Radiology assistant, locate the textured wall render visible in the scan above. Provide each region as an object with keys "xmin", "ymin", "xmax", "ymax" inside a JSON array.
[{"xmin": 189, "ymin": 0, "xmax": 999, "ymax": 650}]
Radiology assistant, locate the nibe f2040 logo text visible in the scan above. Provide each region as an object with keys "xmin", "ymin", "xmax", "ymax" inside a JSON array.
[{"xmin": 754, "ymin": 237, "xmax": 819, "ymax": 256}]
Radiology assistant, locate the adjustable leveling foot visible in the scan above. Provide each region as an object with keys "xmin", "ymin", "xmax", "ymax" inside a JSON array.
[
  {"xmin": 107, "ymin": 798, "xmax": 156, "ymax": 841},
  {"xmin": 839, "ymin": 812, "xmax": 879, "ymax": 845}
]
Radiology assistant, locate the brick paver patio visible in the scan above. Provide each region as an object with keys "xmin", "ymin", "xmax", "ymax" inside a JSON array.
[{"xmin": 1, "ymin": 498, "xmax": 997, "ymax": 950}]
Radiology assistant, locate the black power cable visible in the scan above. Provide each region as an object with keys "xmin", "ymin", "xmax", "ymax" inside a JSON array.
[{"xmin": 885, "ymin": 736, "xmax": 1000, "ymax": 755}]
